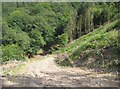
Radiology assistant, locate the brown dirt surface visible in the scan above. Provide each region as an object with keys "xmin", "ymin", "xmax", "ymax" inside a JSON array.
[{"xmin": 1, "ymin": 54, "xmax": 119, "ymax": 87}]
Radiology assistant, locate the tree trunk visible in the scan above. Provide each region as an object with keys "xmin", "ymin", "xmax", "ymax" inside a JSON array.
[
  {"xmin": 22, "ymin": 2, "xmax": 25, "ymax": 7},
  {"xmin": 16, "ymin": 2, "xmax": 19, "ymax": 7}
]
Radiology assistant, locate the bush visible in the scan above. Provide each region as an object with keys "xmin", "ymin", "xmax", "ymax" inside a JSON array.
[
  {"xmin": 3, "ymin": 26, "xmax": 30, "ymax": 51},
  {"xmin": 57, "ymin": 33, "xmax": 69, "ymax": 46},
  {"xmin": 1, "ymin": 44, "xmax": 25, "ymax": 62},
  {"xmin": 7, "ymin": 10, "xmax": 33, "ymax": 32},
  {"xmin": 30, "ymin": 29, "xmax": 46, "ymax": 47}
]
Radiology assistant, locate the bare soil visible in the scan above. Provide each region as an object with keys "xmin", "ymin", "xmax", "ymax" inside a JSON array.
[{"xmin": 1, "ymin": 55, "xmax": 119, "ymax": 87}]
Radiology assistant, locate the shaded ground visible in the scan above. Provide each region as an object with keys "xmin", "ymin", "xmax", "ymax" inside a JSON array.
[{"xmin": 1, "ymin": 55, "xmax": 119, "ymax": 87}]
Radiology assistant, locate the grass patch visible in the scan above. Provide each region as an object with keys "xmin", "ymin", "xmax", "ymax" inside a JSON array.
[
  {"xmin": 3, "ymin": 63, "xmax": 26, "ymax": 76},
  {"xmin": 56, "ymin": 20, "xmax": 119, "ymax": 54}
]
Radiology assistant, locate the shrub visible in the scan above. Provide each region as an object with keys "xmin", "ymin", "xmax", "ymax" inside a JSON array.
[
  {"xmin": 2, "ymin": 26, "xmax": 30, "ymax": 51},
  {"xmin": 57, "ymin": 33, "xmax": 69, "ymax": 46},
  {"xmin": 2, "ymin": 44, "xmax": 24, "ymax": 62},
  {"xmin": 7, "ymin": 10, "xmax": 33, "ymax": 32},
  {"xmin": 30, "ymin": 29, "xmax": 46, "ymax": 47}
]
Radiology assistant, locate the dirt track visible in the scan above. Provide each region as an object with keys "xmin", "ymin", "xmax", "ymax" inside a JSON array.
[{"xmin": 1, "ymin": 55, "xmax": 119, "ymax": 87}]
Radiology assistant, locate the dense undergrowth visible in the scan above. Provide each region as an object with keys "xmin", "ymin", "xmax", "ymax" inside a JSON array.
[{"xmin": 56, "ymin": 19, "xmax": 120, "ymax": 72}]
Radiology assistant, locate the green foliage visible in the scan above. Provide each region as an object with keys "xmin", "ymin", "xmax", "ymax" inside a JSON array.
[
  {"xmin": 57, "ymin": 33, "xmax": 69, "ymax": 46},
  {"xmin": 72, "ymin": 21, "xmax": 118, "ymax": 57},
  {"xmin": 30, "ymin": 29, "xmax": 46, "ymax": 47},
  {"xmin": 7, "ymin": 10, "xmax": 33, "ymax": 32},
  {"xmin": 1, "ymin": 44, "xmax": 24, "ymax": 62},
  {"xmin": 2, "ymin": 2, "xmax": 17, "ymax": 16},
  {"xmin": 15, "ymin": 31, "xmax": 30, "ymax": 50},
  {"xmin": 56, "ymin": 20, "xmax": 119, "ymax": 72},
  {"xmin": 27, "ymin": 46, "xmax": 39, "ymax": 56},
  {"xmin": 2, "ymin": 2, "xmax": 119, "ymax": 63},
  {"xmin": 92, "ymin": 2, "xmax": 118, "ymax": 27},
  {"xmin": 2, "ymin": 2, "xmax": 75, "ymax": 60},
  {"xmin": 2, "ymin": 25, "xmax": 30, "ymax": 50},
  {"xmin": 56, "ymin": 20, "xmax": 119, "ymax": 54}
]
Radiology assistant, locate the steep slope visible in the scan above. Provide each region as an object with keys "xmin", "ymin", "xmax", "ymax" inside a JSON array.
[{"xmin": 56, "ymin": 19, "xmax": 120, "ymax": 72}]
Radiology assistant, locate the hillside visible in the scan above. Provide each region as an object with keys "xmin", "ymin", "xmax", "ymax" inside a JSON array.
[
  {"xmin": 1, "ymin": 2, "xmax": 119, "ymax": 87},
  {"xmin": 1, "ymin": 2, "xmax": 119, "ymax": 63},
  {"xmin": 56, "ymin": 19, "xmax": 120, "ymax": 73}
]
